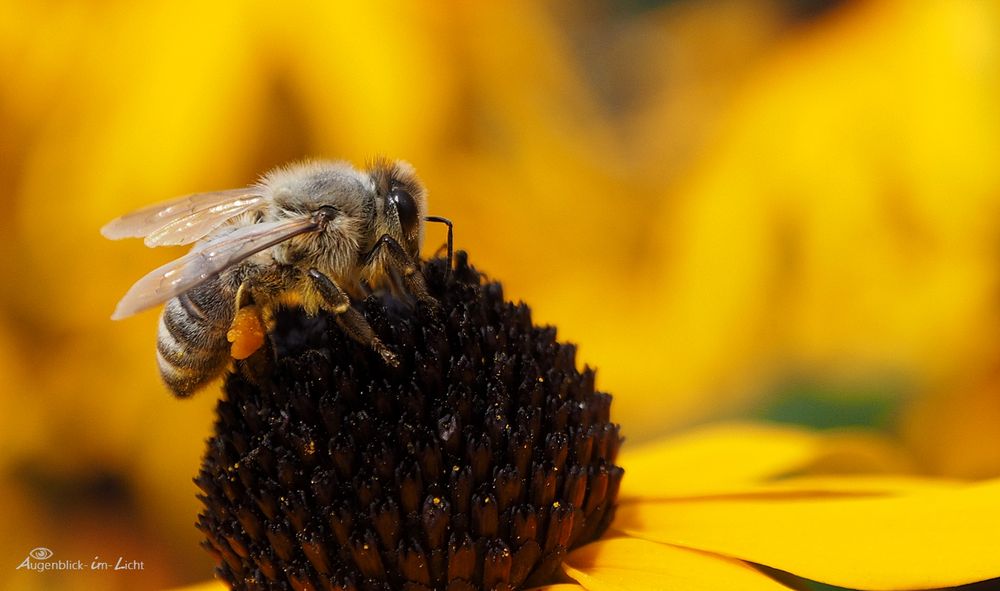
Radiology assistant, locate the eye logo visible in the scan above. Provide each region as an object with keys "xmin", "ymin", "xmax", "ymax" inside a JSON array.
[{"xmin": 16, "ymin": 547, "xmax": 70, "ymax": 571}]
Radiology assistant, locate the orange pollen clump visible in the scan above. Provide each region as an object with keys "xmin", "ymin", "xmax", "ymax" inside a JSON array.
[{"xmin": 227, "ymin": 305, "xmax": 266, "ymax": 360}]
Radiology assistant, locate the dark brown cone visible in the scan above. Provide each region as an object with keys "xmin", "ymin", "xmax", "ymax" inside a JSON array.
[{"xmin": 196, "ymin": 252, "xmax": 624, "ymax": 591}]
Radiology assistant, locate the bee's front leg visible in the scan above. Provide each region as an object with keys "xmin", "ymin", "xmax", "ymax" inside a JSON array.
[
  {"xmin": 307, "ymin": 268, "xmax": 400, "ymax": 368},
  {"xmin": 363, "ymin": 234, "xmax": 437, "ymax": 309}
]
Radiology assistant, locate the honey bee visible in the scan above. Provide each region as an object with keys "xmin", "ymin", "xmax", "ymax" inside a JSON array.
[{"xmin": 103, "ymin": 159, "xmax": 453, "ymax": 397}]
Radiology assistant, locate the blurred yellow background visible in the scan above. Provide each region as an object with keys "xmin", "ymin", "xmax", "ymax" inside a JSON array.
[{"xmin": 1, "ymin": 0, "xmax": 998, "ymax": 589}]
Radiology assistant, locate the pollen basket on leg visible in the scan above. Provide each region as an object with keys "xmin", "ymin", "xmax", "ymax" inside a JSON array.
[
  {"xmin": 227, "ymin": 305, "xmax": 266, "ymax": 360},
  {"xmin": 196, "ymin": 252, "xmax": 624, "ymax": 591}
]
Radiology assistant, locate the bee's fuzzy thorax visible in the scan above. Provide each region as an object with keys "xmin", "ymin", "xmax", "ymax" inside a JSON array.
[
  {"xmin": 258, "ymin": 159, "xmax": 373, "ymax": 215},
  {"xmin": 196, "ymin": 252, "xmax": 624, "ymax": 590},
  {"xmin": 260, "ymin": 160, "xmax": 376, "ymax": 280}
]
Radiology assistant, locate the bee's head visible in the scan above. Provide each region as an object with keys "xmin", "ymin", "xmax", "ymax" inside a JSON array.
[{"xmin": 368, "ymin": 158, "xmax": 427, "ymax": 261}]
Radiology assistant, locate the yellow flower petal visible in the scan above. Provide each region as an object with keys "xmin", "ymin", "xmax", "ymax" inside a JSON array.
[
  {"xmin": 563, "ymin": 537, "xmax": 793, "ymax": 591},
  {"xmin": 617, "ymin": 479, "xmax": 1000, "ymax": 589},
  {"xmin": 721, "ymin": 474, "xmax": 965, "ymax": 497},
  {"xmin": 618, "ymin": 423, "xmax": 823, "ymax": 499},
  {"xmin": 620, "ymin": 474, "xmax": 965, "ymax": 504}
]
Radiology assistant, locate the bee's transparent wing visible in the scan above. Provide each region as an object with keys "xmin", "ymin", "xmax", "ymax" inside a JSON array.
[
  {"xmin": 111, "ymin": 216, "xmax": 318, "ymax": 320},
  {"xmin": 101, "ymin": 189, "xmax": 266, "ymax": 247}
]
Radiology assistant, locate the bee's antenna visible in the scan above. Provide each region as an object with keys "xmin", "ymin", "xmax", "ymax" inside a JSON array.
[{"xmin": 425, "ymin": 216, "xmax": 453, "ymax": 276}]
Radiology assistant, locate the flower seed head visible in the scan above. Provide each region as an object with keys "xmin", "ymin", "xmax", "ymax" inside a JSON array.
[{"xmin": 196, "ymin": 252, "xmax": 624, "ymax": 590}]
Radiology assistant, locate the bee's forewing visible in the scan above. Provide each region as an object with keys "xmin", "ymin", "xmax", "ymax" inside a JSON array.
[
  {"xmin": 111, "ymin": 216, "xmax": 318, "ymax": 320},
  {"xmin": 101, "ymin": 189, "xmax": 264, "ymax": 246},
  {"xmin": 142, "ymin": 195, "xmax": 266, "ymax": 247}
]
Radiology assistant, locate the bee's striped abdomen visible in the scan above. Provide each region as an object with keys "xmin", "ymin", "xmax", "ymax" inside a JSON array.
[{"xmin": 156, "ymin": 282, "xmax": 233, "ymax": 397}]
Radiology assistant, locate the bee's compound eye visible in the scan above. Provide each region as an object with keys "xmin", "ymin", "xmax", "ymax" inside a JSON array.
[{"xmin": 388, "ymin": 187, "xmax": 419, "ymax": 235}]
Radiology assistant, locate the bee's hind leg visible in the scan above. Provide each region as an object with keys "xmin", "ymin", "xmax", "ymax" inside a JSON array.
[
  {"xmin": 307, "ymin": 268, "xmax": 400, "ymax": 368},
  {"xmin": 228, "ymin": 282, "xmax": 266, "ymax": 361},
  {"xmin": 226, "ymin": 279, "xmax": 276, "ymax": 390}
]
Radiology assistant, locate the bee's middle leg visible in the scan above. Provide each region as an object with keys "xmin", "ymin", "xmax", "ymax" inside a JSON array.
[{"xmin": 307, "ymin": 268, "xmax": 399, "ymax": 367}]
